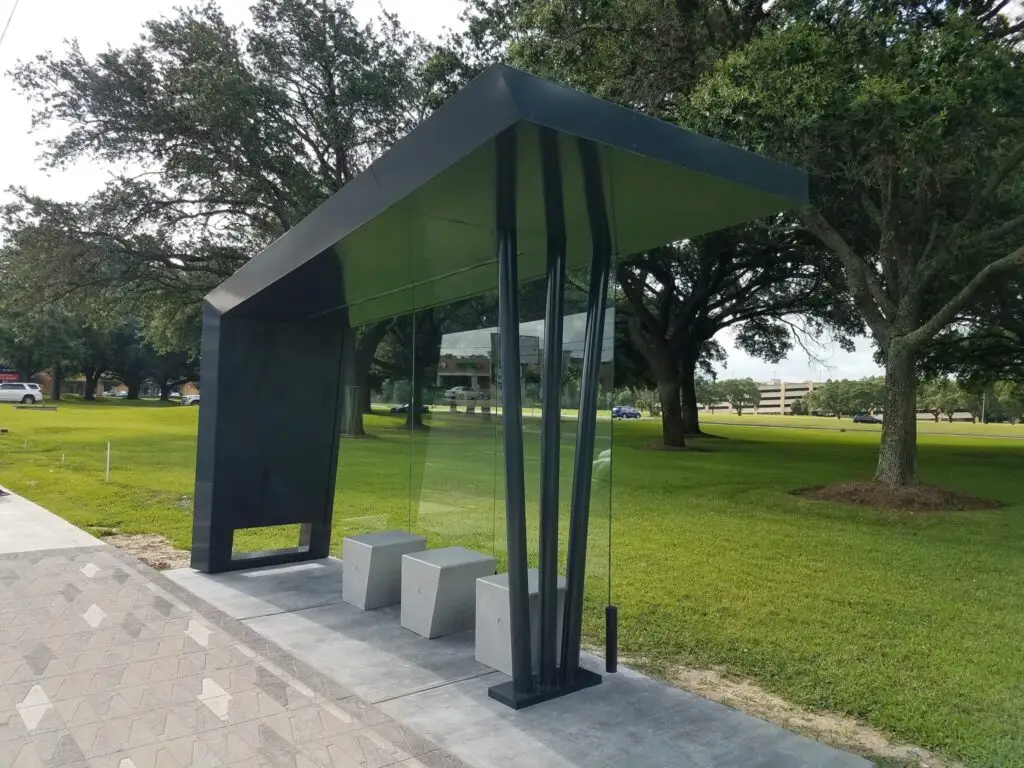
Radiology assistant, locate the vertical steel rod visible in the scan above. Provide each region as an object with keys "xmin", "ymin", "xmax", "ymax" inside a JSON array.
[
  {"xmin": 538, "ymin": 127, "xmax": 567, "ymax": 689},
  {"xmin": 560, "ymin": 138, "xmax": 613, "ymax": 683},
  {"xmin": 495, "ymin": 127, "xmax": 534, "ymax": 695}
]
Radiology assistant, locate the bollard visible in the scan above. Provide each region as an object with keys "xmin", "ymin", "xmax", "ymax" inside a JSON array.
[{"xmin": 105, "ymin": 442, "xmax": 111, "ymax": 483}]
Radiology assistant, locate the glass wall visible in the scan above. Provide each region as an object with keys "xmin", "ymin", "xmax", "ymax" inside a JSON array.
[{"xmin": 330, "ymin": 122, "xmax": 618, "ymax": 652}]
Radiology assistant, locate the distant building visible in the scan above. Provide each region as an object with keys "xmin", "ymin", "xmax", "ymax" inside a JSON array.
[
  {"xmin": 754, "ymin": 380, "xmax": 817, "ymax": 415},
  {"xmin": 435, "ymin": 354, "xmax": 492, "ymax": 392},
  {"xmin": 699, "ymin": 379, "xmax": 818, "ymax": 416}
]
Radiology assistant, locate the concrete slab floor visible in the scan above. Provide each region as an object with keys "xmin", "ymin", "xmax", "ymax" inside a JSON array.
[{"xmin": 167, "ymin": 559, "xmax": 874, "ymax": 768}]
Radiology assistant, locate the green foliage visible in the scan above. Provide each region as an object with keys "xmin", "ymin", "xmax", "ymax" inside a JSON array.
[
  {"xmin": 694, "ymin": 376, "xmax": 726, "ymax": 411},
  {"xmin": 6, "ymin": 0, "xmax": 433, "ymax": 306},
  {"xmin": 685, "ymin": 4, "xmax": 1024, "ymax": 483},
  {"xmin": 992, "ymin": 381, "xmax": 1024, "ymax": 423},
  {"xmin": 719, "ymin": 377, "xmax": 761, "ymax": 414},
  {"xmin": 806, "ymin": 377, "xmax": 886, "ymax": 417},
  {"xmin": 919, "ymin": 377, "xmax": 964, "ymax": 421}
]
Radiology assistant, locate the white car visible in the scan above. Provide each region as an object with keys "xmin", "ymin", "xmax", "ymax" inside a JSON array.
[
  {"xmin": 0, "ymin": 382, "xmax": 43, "ymax": 404},
  {"xmin": 444, "ymin": 385, "xmax": 485, "ymax": 402},
  {"xmin": 181, "ymin": 394, "xmax": 201, "ymax": 406}
]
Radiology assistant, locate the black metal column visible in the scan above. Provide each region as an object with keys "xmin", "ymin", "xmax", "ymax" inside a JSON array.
[
  {"xmin": 489, "ymin": 126, "xmax": 535, "ymax": 701},
  {"xmin": 560, "ymin": 138, "xmax": 613, "ymax": 683},
  {"xmin": 538, "ymin": 127, "xmax": 566, "ymax": 689}
]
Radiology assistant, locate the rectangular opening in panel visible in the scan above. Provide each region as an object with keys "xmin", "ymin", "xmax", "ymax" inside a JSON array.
[{"xmin": 231, "ymin": 524, "xmax": 309, "ymax": 562}]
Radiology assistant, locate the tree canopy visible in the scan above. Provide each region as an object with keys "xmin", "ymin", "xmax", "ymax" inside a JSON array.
[{"xmin": 686, "ymin": 1, "xmax": 1024, "ymax": 484}]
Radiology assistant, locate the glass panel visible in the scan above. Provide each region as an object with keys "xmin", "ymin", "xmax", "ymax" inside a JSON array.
[
  {"xmin": 582, "ymin": 279, "xmax": 615, "ymax": 648},
  {"xmin": 326, "ymin": 121, "xmax": 619, "ymax": 672},
  {"xmin": 330, "ymin": 226, "xmax": 414, "ymax": 549},
  {"xmin": 409, "ymin": 265, "xmax": 501, "ymax": 556}
]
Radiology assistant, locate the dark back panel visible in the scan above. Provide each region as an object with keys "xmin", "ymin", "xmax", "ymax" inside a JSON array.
[{"xmin": 192, "ymin": 304, "xmax": 346, "ymax": 570}]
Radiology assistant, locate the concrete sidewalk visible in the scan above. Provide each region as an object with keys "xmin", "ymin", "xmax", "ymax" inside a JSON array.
[
  {"xmin": 167, "ymin": 562, "xmax": 875, "ymax": 768},
  {"xmin": 0, "ymin": 487, "xmax": 462, "ymax": 768}
]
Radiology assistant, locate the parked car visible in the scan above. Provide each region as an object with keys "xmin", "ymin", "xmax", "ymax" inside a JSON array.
[
  {"xmin": 443, "ymin": 385, "xmax": 485, "ymax": 402},
  {"xmin": 852, "ymin": 411, "xmax": 881, "ymax": 424},
  {"xmin": 181, "ymin": 394, "xmax": 201, "ymax": 406},
  {"xmin": 612, "ymin": 405, "xmax": 642, "ymax": 420},
  {"xmin": 391, "ymin": 403, "xmax": 430, "ymax": 414},
  {"xmin": 0, "ymin": 382, "xmax": 43, "ymax": 404}
]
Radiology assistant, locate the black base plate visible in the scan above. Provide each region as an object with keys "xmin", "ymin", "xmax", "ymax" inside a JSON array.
[{"xmin": 487, "ymin": 667, "xmax": 602, "ymax": 710}]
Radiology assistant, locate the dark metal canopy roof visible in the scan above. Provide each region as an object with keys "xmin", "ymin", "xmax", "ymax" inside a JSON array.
[{"xmin": 207, "ymin": 64, "xmax": 807, "ymax": 326}]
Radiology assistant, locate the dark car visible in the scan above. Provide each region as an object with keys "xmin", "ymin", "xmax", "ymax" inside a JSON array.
[
  {"xmin": 612, "ymin": 405, "xmax": 642, "ymax": 420},
  {"xmin": 852, "ymin": 411, "xmax": 881, "ymax": 424},
  {"xmin": 390, "ymin": 403, "xmax": 430, "ymax": 415}
]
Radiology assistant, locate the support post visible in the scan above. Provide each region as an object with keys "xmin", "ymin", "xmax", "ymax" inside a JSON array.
[
  {"xmin": 490, "ymin": 126, "xmax": 535, "ymax": 699},
  {"xmin": 538, "ymin": 127, "xmax": 566, "ymax": 689},
  {"xmin": 560, "ymin": 138, "xmax": 613, "ymax": 684}
]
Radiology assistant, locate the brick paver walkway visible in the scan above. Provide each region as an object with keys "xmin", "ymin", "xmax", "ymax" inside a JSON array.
[{"xmin": 0, "ymin": 546, "xmax": 463, "ymax": 768}]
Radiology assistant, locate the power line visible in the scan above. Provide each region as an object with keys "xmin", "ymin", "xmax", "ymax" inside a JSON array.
[{"xmin": 0, "ymin": 0, "xmax": 20, "ymax": 50}]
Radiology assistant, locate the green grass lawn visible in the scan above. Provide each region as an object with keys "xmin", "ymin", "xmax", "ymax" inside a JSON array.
[
  {"xmin": 1, "ymin": 399, "xmax": 1022, "ymax": 767},
  {"xmin": 701, "ymin": 410, "xmax": 1024, "ymax": 437}
]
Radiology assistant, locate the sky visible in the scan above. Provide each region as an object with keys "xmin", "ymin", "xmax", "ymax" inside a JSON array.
[{"xmin": 0, "ymin": 0, "xmax": 882, "ymax": 383}]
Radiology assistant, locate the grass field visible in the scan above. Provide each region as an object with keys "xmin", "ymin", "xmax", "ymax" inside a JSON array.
[{"xmin": 1, "ymin": 399, "xmax": 1023, "ymax": 767}]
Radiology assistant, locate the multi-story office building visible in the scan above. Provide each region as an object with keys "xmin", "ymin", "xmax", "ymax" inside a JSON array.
[{"xmin": 699, "ymin": 379, "xmax": 818, "ymax": 416}]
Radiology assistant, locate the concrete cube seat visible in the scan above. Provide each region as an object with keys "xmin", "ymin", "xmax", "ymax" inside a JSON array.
[
  {"xmin": 402, "ymin": 547, "xmax": 496, "ymax": 639},
  {"xmin": 476, "ymin": 568, "xmax": 566, "ymax": 676},
  {"xmin": 342, "ymin": 530, "xmax": 426, "ymax": 610}
]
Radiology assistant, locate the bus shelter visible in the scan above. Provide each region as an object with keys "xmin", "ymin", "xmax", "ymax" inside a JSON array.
[{"xmin": 191, "ymin": 64, "xmax": 807, "ymax": 708}]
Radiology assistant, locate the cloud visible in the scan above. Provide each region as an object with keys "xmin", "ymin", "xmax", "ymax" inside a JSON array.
[{"xmin": 714, "ymin": 329, "xmax": 882, "ymax": 382}]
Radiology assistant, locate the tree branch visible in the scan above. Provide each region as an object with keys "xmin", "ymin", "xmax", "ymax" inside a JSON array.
[
  {"xmin": 906, "ymin": 243, "xmax": 1024, "ymax": 349},
  {"xmin": 799, "ymin": 207, "xmax": 894, "ymax": 338},
  {"xmin": 962, "ymin": 141, "xmax": 1024, "ymax": 227}
]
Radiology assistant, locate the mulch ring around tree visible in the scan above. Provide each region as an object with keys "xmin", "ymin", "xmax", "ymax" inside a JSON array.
[{"xmin": 793, "ymin": 481, "xmax": 1004, "ymax": 512}]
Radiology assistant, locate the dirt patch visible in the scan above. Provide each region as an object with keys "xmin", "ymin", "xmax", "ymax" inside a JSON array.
[
  {"xmin": 669, "ymin": 665, "xmax": 959, "ymax": 767},
  {"xmin": 793, "ymin": 481, "xmax": 1002, "ymax": 512},
  {"xmin": 103, "ymin": 533, "xmax": 192, "ymax": 570}
]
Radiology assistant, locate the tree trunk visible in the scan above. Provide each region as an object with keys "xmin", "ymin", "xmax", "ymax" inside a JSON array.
[
  {"xmin": 51, "ymin": 363, "xmax": 63, "ymax": 401},
  {"xmin": 83, "ymin": 371, "xmax": 101, "ymax": 401},
  {"xmin": 874, "ymin": 347, "xmax": 918, "ymax": 486},
  {"xmin": 159, "ymin": 383, "xmax": 172, "ymax": 401},
  {"xmin": 126, "ymin": 379, "xmax": 142, "ymax": 400},
  {"xmin": 679, "ymin": 355, "xmax": 703, "ymax": 436},
  {"xmin": 405, "ymin": 386, "xmax": 425, "ymax": 429},
  {"xmin": 360, "ymin": 383, "xmax": 373, "ymax": 415},
  {"xmin": 657, "ymin": 380, "xmax": 685, "ymax": 447},
  {"xmin": 339, "ymin": 326, "xmax": 365, "ymax": 436}
]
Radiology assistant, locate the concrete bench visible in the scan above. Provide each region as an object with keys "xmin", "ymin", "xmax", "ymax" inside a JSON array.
[
  {"xmin": 401, "ymin": 547, "xmax": 496, "ymax": 638},
  {"xmin": 342, "ymin": 530, "xmax": 426, "ymax": 610},
  {"xmin": 475, "ymin": 568, "xmax": 566, "ymax": 676}
]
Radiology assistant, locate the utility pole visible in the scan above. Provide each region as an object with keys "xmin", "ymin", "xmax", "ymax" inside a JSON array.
[{"xmin": 981, "ymin": 391, "xmax": 987, "ymax": 424}]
